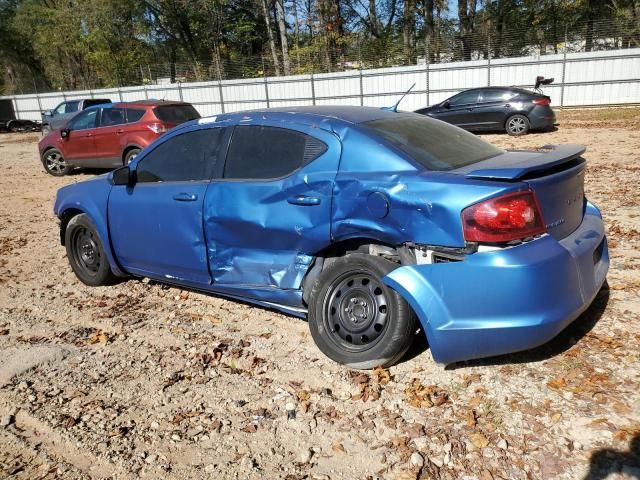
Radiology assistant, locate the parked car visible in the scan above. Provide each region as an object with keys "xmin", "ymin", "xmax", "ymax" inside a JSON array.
[
  {"xmin": 39, "ymin": 100, "xmax": 201, "ymax": 176},
  {"xmin": 0, "ymin": 99, "xmax": 41, "ymax": 132},
  {"xmin": 54, "ymin": 106, "xmax": 608, "ymax": 368},
  {"xmin": 41, "ymin": 98, "xmax": 111, "ymax": 135},
  {"xmin": 415, "ymin": 87, "xmax": 556, "ymax": 135}
]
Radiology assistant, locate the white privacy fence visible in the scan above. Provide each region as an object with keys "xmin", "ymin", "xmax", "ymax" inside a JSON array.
[{"xmin": 4, "ymin": 48, "xmax": 640, "ymax": 121}]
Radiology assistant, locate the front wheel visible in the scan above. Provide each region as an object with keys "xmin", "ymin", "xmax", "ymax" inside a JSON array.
[
  {"xmin": 42, "ymin": 148, "xmax": 71, "ymax": 176},
  {"xmin": 506, "ymin": 114, "xmax": 530, "ymax": 136},
  {"xmin": 308, "ymin": 254, "xmax": 417, "ymax": 369},
  {"xmin": 65, "ymin": 214, "xmax": 116, "ymax": 286}
]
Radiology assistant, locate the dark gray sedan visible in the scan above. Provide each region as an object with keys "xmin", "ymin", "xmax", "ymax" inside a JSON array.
[{"xmin": 415, "ymin": 87, "xmax": 556, "ymax": 136}]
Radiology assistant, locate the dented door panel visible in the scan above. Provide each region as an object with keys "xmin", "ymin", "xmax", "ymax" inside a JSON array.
[{"xmin": 204, "ymin": 122, "xmax": 341, "ymax": 290}]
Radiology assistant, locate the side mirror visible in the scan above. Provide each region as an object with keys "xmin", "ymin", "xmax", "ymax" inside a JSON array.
[
  {"xmin": 60, "ymin": 129, "xmax": 69, "ymax": 139},
  {"xmin": 112, "ymin": 166, "xmax": 133, "ymax": 186},
  {"xmin": 42, "ymin": 110, "xmax": 52, "ymax": 117},
  {"xmin": 442, "ymin": 100, "xmax": 451, "ymax": 109}
]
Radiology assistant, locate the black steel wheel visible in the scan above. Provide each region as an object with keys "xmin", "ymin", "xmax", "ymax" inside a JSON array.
[
  {"xmin": 65, "ymin": 214, "xmax": 116, "ymax": 286},
  {"xmin": 324, "ymin": 271, "xmax": 390, "ymax": 350},
  {"xmin": 42, "ymin": 148, "xmax": 71, "ymax": 176},
  {"xmin": 308, "ymin": 253, "xmax": 417, "ymax": 369}
]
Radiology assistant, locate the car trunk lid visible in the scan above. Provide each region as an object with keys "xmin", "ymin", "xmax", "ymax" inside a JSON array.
[{"xmin": 455, "ymin": 145, "xmax": 586, "ymax": 240}]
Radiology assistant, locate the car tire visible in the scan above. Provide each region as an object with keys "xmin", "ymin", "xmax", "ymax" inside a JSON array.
[
  {"xmin": 65, "ymin": 214, "xmax": 116, "ymax": 286},
  {"xmin": 42, "ymin": 148, "xmax": 72, "ymax": 176},
  {"xmin": 506, "ymin": 114, "xmax": 530, "ymax": 136},
  {"xmin": 124, "ymin": 148, "xmax": 141, "ymax": 165},
  {"xmin": 308, "ymin": 253, "xmax": 417, "ymax": 369}
]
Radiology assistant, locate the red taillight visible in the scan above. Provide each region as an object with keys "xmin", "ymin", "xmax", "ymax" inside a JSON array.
[
  {"xmin": 532, "ymin": 97, "xmax": 551, "ymax": 106},
  {"xmin": 462, "ymin": 191, "xmax": 546, "ymax": 243},
  {"xmin": 147, "ymin": 122, "xmax": 168, "ymax": 134}
]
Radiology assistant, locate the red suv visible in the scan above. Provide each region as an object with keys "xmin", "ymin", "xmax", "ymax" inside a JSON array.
[{"xmin": 38, "ymin": 100, "xmax": 200, "ymax": 176}]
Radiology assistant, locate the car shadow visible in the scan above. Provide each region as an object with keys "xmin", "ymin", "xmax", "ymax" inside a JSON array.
[
  {"xmin": 475, "ymin": 126, "xmax": 558, "ymax": 136},
  {"xmin": 441, "ymin": 282, "xmax": 610, "ymax": 370},
  {"xmin": 583, "ymin": 433, "xmax": 640, "ymax": 479}
]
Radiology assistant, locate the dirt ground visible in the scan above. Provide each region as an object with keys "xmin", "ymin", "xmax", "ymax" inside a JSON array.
[{"xmin": 0, "ymin": 108, "xmax": 639, "ymax": 480}]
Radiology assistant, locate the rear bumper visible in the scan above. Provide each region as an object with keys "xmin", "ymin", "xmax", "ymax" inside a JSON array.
[
  {"xmin": 529, "ymin": 106, "xmax": 556, "ymax": 130},
  {"xmin": 383, "ymin": 202, "xmax": 608, "ymax": 364}
]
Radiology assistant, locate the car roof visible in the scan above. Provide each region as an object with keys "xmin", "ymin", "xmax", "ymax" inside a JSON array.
[
  {"xmin": 214, "ymin": 105, "xmax": 399, "ymax": 126},
  {"xmin": 460, "ymin": 86, "xmax": 536, "ymax": 95},
  {"xmin": 112, "ymin": 100, "xmax": 193, "ymax": 108}
]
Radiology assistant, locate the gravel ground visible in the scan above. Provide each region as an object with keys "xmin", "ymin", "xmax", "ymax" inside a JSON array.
[{"xmin": 0, "ymin": 109, "xmax": 639, "ymax": 480}]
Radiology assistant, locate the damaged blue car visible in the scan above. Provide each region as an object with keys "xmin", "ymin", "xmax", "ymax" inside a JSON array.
[{"xmin": 54, "ymin": 106, "xmax": 609, "ymax": 368}]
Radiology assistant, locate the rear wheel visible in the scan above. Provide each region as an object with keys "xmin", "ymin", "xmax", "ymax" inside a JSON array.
[
  {"xmin": 65, "ymin": 214, "xmax": 116, "ymax": 286},
  {"xmin": 506, "ymin": 114, "xmax": 530, "ymax": 136},
  {"xmin": 124, "ymin": 148, "xmax": 141, "ymax": 165},
  {"xmin": 42, "ymin": 148, "xmax": 71, "ymax": 176},
  {"xmin": 308, "ymin": 254, "xmax": 416, "ymax": 369}
]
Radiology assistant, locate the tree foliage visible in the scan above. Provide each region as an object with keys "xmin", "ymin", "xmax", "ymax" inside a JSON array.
[{"xmin": 0, "ymin": 0, "xmax": 638, "ymax": 93}]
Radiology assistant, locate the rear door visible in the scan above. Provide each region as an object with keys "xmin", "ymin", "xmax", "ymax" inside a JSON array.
[
  {"xmin": 204, "ymin": 122, "xmax": 341, "ymax": 290},
  {"xmin": 108, "ymin": 127, "xmax": 228, "ymax": 283},
  {"xmin": 92, "ymin": 106, "xmax": 127, "ymax": 167},
  {"xmin": 62, "ymin": 108, "xmax": 98, "ymax": 162},
  {"xmin": 434, "ymin": 90, "xmax": 480, "ymax": 128},
  {"xmin": 475, "ymin": 89, "xmax": 518, "ymax": 129}
]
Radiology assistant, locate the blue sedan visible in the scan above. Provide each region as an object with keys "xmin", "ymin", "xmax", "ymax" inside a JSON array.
[{"xmin": 54, "ymin": 106, "xmax": 609, "ymax": 368}]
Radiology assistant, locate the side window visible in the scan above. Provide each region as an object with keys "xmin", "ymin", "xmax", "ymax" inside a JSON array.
[
  {"xmin": 68, "ymin": 109, "xmax": 98, "ymax": 130},
  {"xmin": 479, "ymin": 89, "xmax": 515, "ymax": 103},
  {"xmin": 136, "ymin": 128, "xmax": 223, "ymax": 183},
  {"xmin": 448, "ymin": 90, "xmax": 479, "ymax": 106},
  {"xmin": 54, "ymin": 102, "xmax": 67, "ymax": 115},
  {"xmin": 224, "ymin": 126, "xmax": 327, "ymax": 180},
  {"xmin": 100, "ymin": 107, "xmax": 126, "ymax": 127},
  {"xmin": 126, "ymin": 108, "xmax": 146, "ymax": 123}
]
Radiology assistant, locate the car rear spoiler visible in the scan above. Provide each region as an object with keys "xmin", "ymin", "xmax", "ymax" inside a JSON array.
[{"xmin": 462, "ymin": 144, "xmax": 586, "ymax": 181}]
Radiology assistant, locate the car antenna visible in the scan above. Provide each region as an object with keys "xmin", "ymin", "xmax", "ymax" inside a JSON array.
[{"xmin": 389, "ymin": 83, "xmax": 416, "ymax": 112}]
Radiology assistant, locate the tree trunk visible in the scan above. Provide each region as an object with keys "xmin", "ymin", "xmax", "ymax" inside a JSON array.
[
  {"xmin": 292, "ymin": 0, "xmax": 301, "ymax": 45},
  {"xmin": 423, "ymin": 0, "xmax": 434, "ymax": 63},
  {"xmin": 275, "ymin": 0, "xmax": 291, "ymax": 75},
  {"xmin": 458, "ymin": 0, "xmax": 477, "ymax": 61},
  {"xmin": 260, "ymin": 0, "xmax": 281, "ymax": 76},
  {"xmin": 403, "ymin": 0, "xmax": 416, "ymax": 64},
  {"xmin": 369, "ymin": 0, "xmax": 380, "ymax": 37}
]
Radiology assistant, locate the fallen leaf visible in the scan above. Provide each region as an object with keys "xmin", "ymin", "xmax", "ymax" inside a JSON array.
[
  {"xmin": 296, "ymin": 390, "xmax": 310, "ymax": 402},
  {"xmin": 464, "ymin": 409, "xmax": 477, "ymax": 428},
  {"xmin": 332, "ymin": 442, "xmax": 346, "ymax": 454},
  {"xmin": 469, "ymin": 432, "xmax": 489, "ymax": 449},
  {"xmin": 551, "ymin": 412, "xmax": 562, "ymax": 423},
  {"xmin": 547, "ymin": 377, "xmax": 567, "ymax": 390},
  {"xmin": 241, "ymin": 423, "xmax": 257, "ymax": 433},
  {"xmin": 373, "ymin": 366, "xmax": 392, "ymax": 385}
]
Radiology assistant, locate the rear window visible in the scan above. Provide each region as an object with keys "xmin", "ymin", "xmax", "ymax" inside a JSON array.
[
  {"xmin": 84, "ymin": 99, "xmax": 111, "ymax": 109},
  {"xmin": 363, "ymin": 115, "xmax": 503, "ymax": 171},
  {"xmin": 153, "ymin": 104, "xmax": 200, "ymax": 124}
]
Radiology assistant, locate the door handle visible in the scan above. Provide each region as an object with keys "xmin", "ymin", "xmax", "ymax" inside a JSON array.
[
  {"xmin": 173, "ymin": 193, "xmax": 198, "ymax": 202},
  {"xmin": 503, "ymin": 104, "xmax": 511, "ymax": 107},
  {"xmin": 116, "ymin": 129, "xmax": 124, "ymax": 134},
  {"xmin": 287, "ymin": 195, "xmax": 321, "ymax": 206}
]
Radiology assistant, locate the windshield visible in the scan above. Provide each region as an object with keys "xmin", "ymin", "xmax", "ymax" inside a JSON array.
[
  {"xmin": 153, "ymin": 104, "xmax": 201, "ymax": 124},
  {"xmin": 363, "ymin": 115, "xmax": 503, "ymax": 171}
]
